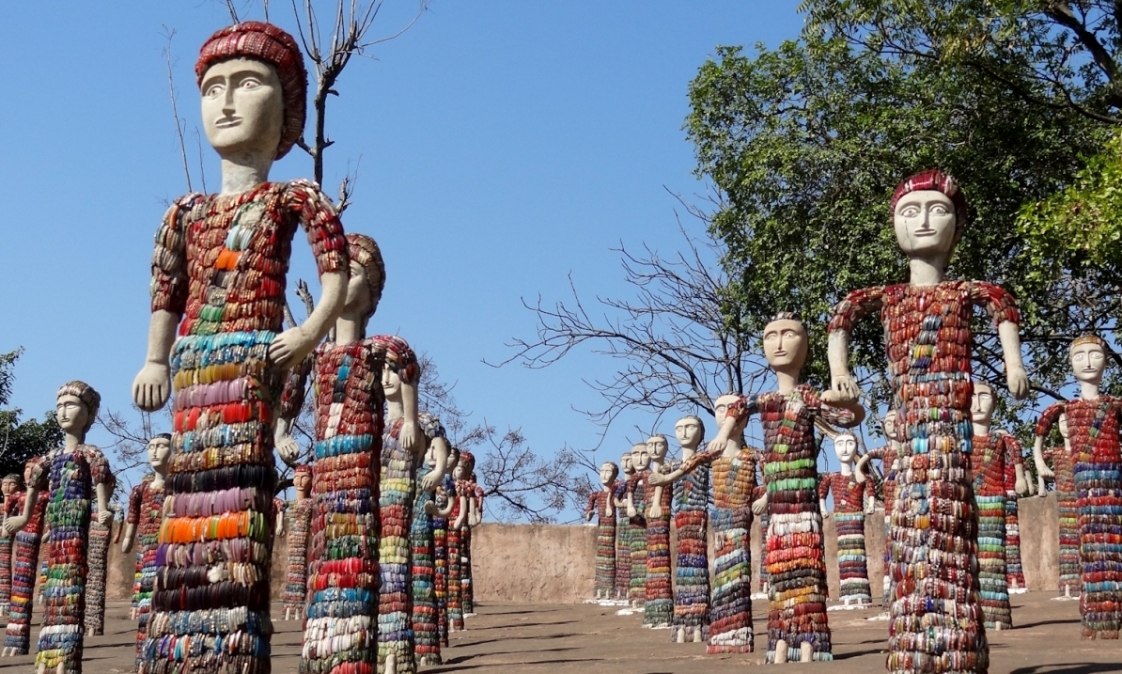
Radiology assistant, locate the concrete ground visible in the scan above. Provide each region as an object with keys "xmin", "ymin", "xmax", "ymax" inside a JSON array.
[{"xmin": 0, "ymin": 594, "xmax": 1117, "ymax": 673}]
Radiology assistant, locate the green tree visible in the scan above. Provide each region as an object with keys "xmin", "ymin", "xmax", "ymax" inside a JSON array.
[
  {"xmin": 686, "ymin": 7, "xmax": 1112, "ymax": 425},
  {"xmin": 0, "ymin": 349, "xmax": 62, "ymax": 480}
]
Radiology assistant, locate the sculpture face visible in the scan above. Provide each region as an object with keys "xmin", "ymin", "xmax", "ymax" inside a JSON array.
[
  {"xmin": 453, "ymin": 462, "xmax": 467, "ymax": 480},
  {"xmin": 382, "ymin": 362, "xmax": 402, "ymax": 399},
  {"xmin": 674, "ymin": 418, "xmax": 702, "ymax": 448},
  {"xmin": 1059, "ymin": 412, "xmax": 1069, "ymax": 440},
  {"xmin": 620, "ymin": 453, "xmax": 634, "ymax": 475},
  {"xmin": 293, "ymin": 470, "xmax": 312, "ymax": 497},
  {"xmin": 714, "ymin": 394, "xmax": 741, "ymax": 426},
  {"xmin": 200, "ymin": 57, "xmax": 284, "ymax": 158},
  {"xmin": 762, "ymin": 319, "xmax": 807, "ymax": 371},
  {"xmin": 646, "ymin": 435, "xmax": 668, "ymax": 462},
  {"xmin": 971, "ymin": 383, "xmax": 995, "ymax": 424},
  {"xmin": 344, "ymin": 259, "xmax": 374, "ymax": 318},
  {"xmin": 1070, "ymin": 342, "xmax": 1106, "ymax": 384},
  {"xmin": 599, "ymin": 463, "xmax": 617, "ymax": 486},
  {"xmin": 147, "ymin": 437, "xmax": 172, "ymax": 471},
  {"xmin": 893, "ymin": 189, "xmax": 957, "ymax": 259},
  {"xmin": 55, "ymin": 394, "xmax": 90, "ymax": 436},
  {"xmin": 23, "ymin": 463, "xmax": 33, "ymax": 485},
  {"xmin": 1, "ymin": 480, "xmax": 15, "ymax": 498},
  {"xmin": 833, "ymin": 433, "xmax": 858, "ymax": 464},
  {"xmin": 882, "ymin": 411, "xmax": 898, "ymax": 442},
  {"xmin": 631, "ymin": 444, "xmax": 651, "ymax": 471}
]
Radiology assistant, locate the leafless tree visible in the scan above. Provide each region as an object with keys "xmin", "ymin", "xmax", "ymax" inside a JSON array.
[
  {"xmin": 98, "ymin": 406, "xmax": 173, "ymax": 496},
  {"xmin": 492, "ymin": 210, "xmax": 768, "ymax": 445}
]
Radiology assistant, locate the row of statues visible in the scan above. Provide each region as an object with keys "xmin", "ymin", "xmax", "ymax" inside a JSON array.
[{"xmin": 587, "ymin": 169, "xmax": 1121, "ymax": 673}]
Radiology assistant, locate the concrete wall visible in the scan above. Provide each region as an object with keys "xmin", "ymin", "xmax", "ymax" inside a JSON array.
[{"xmin": 92, "ymin": 493, "xmax": 1061, "ymax": 605}]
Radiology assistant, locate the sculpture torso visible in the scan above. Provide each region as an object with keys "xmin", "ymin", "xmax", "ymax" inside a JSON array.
[
  {"xmin": 819, "ymin": 472, "xmax": 868, "ymax": 514},
  {"xmin": 971, "ymin": 433, "xmax": 1013, "ymax": 497},
  {"xmin": 311, "ymin": 339, "xmax": 387, "ymax": 445}
]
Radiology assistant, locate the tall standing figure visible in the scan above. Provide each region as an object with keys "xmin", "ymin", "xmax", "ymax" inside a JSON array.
[
  {"xmin": 827, "ymin": 170, "xmax": 1029, "ymax": 674},
  {"xmin": 625, "ymin": 443, "xmax": 650, "ymax": 608},
  {"xmin": 717, "ymin": 314, "xmax": 863, "ymax": 664},
  {"xmin": 8, "ymin": 382, "xmax": 114, "ymax": 674},
  {"xmin": 819, "ymin": 432, "xmax": 875, "ymax": 608},
  {"xmin": 131, "ymin": 21, "xmax": 351, "ymax": 674},
  {"xmin": 1039, "ymin": 414, "xmax": 1080, "ymax": 596},
  {"xmin": 613, "ymin": 452, "xmax": 635, "ymax": 601},
  {"xmin": 629, "ymin": 435, "xmax": 673, "ymax": 627},
  {"xmin": 0, "ymin": 474, "xmax": 24, "ymax": 615},
  {"xmin": 412, "ymin": 415, "xmax": 452, "ymax": 666},
  {"xmin": 649, "ymin": 396, "xmax": 759, "ymax": 655},
  {"xmin": 1032, "ymin": 335, "xmax": 1122, "ymax": 639},
  {"xmin": 670, "ymin": 415, "xmax": 710, "ymax": 643},
  {"xmin": 279, "ymin": 465, "xmax": 312, "ymax": 622},
  {"xmin": 584, "ymin": 462, "xmax": 619, "ymax": 601},
  {"xmin": 430, "ymin": 451, "xmax": 459, "ymax": 648},
  {"xmin": 856, "ymin": 411, "xmax": 903, "ymax": 605},
  {"xmin": 84, "ymin": 478, "xmax": 118, "ymax": 638},
  {"xmin": 2, "ymin": 461, "xmax": 45, "ymax": 656},
  {"xmin": 122, "ymin": 435, "xmax": 173, "ymax": 665},
  {"xmin": 456, "ymin": 451, "xmax": 479, "ymax": 617}
]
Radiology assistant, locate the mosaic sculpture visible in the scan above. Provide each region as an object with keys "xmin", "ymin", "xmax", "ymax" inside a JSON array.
[
  {"xmin": 649, "ymin": 395, "xmax": 758, "ymax": 654},
  {"xmin": 9, "ymin": 381, "xmax": 114, "ymax": 673},
  {"xmin": 1040, "ymin": 414, "xmax": 1080, "ymax": 596},
  {"xmin": 84, "ymin": 494, "xmax": 119, "ymax": 638},
  {"xmin": 629, "ymin": 435, "xmax": 672, "ymax": 627},
  {"xmin": 280, "ymin": 465, "xmax": 312, "ymax": 621},
  {"xmin": 586, "ymin": 462, "xmax": 620, "ymax": 601},
  {"xmin": 827, "ymin": 170, "xmax": 1029, "ymax": 673},
  {"xmin": 123, "ymin": 435, "xmax": 172, "ymax": 664},
  {"xmin": 429, "ymin": 451, "xmax": 459, "ymax": 648},
  {"xmin": 413, "ymin": 416, "xmax": 452, "ymax": 666},
  {"xmin": 969, "ymin": 381, "xmax": 1027, "ymax": 631},
  {"xmin": 446, "ymin": 458, "xmax": 466, "ymax": 634},
  {"xmin": 671, "ymin": 415, "xmax": 709, "ymax": 643},
  {"xmin": 131, "ymin": 20, "xmax": 351, "ymax": 674},
  {"xmin": 1003, "ymin": 436, "xmax": 1029, "ymax": 595},
  {"xmin": 856, "ymin": 410, "xmax": 902, "ymax": 605},
  {"xmin": 0, "ymin": 474, "xmax": 23, "ymax": 616},
  {"xmin": 613, "ymin": 451, "xmax": 635, "ymax": 601},
  {"xmin": 752, "ymin": 477, "xmax": 769, "ymax": 600},
  {"xmin": 720, "ymin": 314, "xmax": 863, "ymax": 663},
  {"xmin": 2, "ymin": 460, "xmax": 45, "ymax": 656},
  {"xmin": 818, "ymin": 432, "xmax": 874, "ymax": 608},
  {"xmin": 625, "ymin": 443, "xmax": 649, "ymax": 609},
  {"xmin": 456, "ymin": 451, "xmax": 479, "ymax": 618},
  {"xmin": 1032, "ymin": 335, "xmax": 1122, "ymax": 638}
]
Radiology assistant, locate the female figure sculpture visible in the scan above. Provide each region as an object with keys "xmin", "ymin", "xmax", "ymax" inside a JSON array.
[
  {"xmin": 2, "ymin": 461, "xmax": 45, "ymax": 656},
  {"xmin": 131, "ymin": 21, "xmax": 351, "ymax": 674},
  {"xmin": 123, "ymin": 435, "xmax": 172, "ymax": 663},
  {"xmin": 1040, "ymin": 414, "xmax": 1080, "ymax": 596},
  {"xmin": 613, "ymin": 452, "xmax": 635, "ymax": 601},
  {"xmin": 624, "ymin": 443, "xmax": 649, "ymax": 608},
  {"xmin": 856, "ymin": 410, "xmax": 902, "ymax": 604},
  {"xmin": 9, "ymin": 381, "xmax": 113, "ymax": 673},
  {"xmin": 630, "ymin": 435, "xmax": 673, "ymax": 627},
  {"xmin": 1032, "ymin": 335, "xmax": 1122, "ymax": 638},
  {"xmin": 84, "ymin": 489, "xmax": 118, "ymax": 638},
  {"xmin": 969, "ymin": 382, "xmax": 1027, "ymax": 630},
  {"xmin": 280, "ymin": 465, "xmax": 312, "ymax": 621},
  {"xmin": 412, "ymin": 415, "xmax": 451, "ymax": 666},
  {"xmin": 585, "ymin": 462, "xmax": 619, "ymax": 601},
  {"xmin": 0, "ymin": 474, "xmax": 23, "ymax": 615},
  {"xmin": 456, "ymin": 451, "xmax": 479, "ymax": 617},
  {"xmin": 671, "ymin": 416, "xmax": 709, "ymax": 643},
  {"xmin": 649, "ymin": 396, "xmax": 759, "ymax": 654},
  {"xmin": 430, "ymin": 450, "xmax": 460, "ymax": 647},
  {"xmin": 818, "ymin": 432, "xmax": 874, "ymax": 608},
  {"xmin": 827, "ymin": 170, "xmax": 1029, "ymax": 673}
]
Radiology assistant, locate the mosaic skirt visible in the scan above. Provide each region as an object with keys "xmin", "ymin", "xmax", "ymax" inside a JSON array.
[
  {"xmin": 707, "ymin": 507, "xmax": 753, "ymax": 654},
  {"xmin": 977, "ymin": 494, "xmax": 1011, "ymax": 629},
  {"xmin": 834, "ymin": 512, "xmax": 872, "ymax": 605}
]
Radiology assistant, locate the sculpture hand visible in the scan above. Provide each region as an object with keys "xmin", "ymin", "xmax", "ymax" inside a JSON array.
[
  {"xmin": 268, "ymin": 326, "xmax": 313, "ymax": 369},
  {"xmin": 627, "ymin": 506, "xmax": 637, "ymax": 518},
  {"xmin": 647, "ymin": 473, "xmax": 666, "ymax": 486},
  {"xmin": 424, "ymin": 501, "xmax": 439, "ymax": 516},
  {"xmin": 420, "ymin": 472, "xmax": 440, "ymax": 492},
  {"xmin": 1015, "ymin": 477, "xmax": 1029, "ymax": 496},
  {"xmin": 399, "ymin": 421, "xmax": 421, "ymax": 454},
  {"xmin": 705, "ymin": 438, "xmax": 725, "ymax": 454},
  {"xmin": 1006, "ymin": 365, "xmax": 1030, "ymax": 400},
  {"xmin": 121, "ymin": 534, "xmax": 134, "ymax": 554},
  {"xmin": 649, "ymin": 505, "xmax": 663, "ymax": 519},
  {"xmin": 132, "ymin": 363, "xmax": 171, "ymax": 411},
  {"xmin": 1037, "ymin": 476, "xmax": 1048, "ymax": 496},
  {"xmin": 854, "ymin": 456, "xmax": 870, "ymax": 484},
  {"xmin": 829, "ymin": 373, "xmax": 861, "ymax": 402},
  {"xmin": 276, "ymin": 434, "xmax": 301, "ymax": 465},
  {"xmin": 864, "ymin": 503, "xmax": 875, "ymax": 515},
  {"xmin": 3, "ymin": 516, "xmax": 27, "ymax": 535},
  {"xmin": 97, "ymin": 509, "xmax": 113, "ymax": 526},
  {"xmin": 1037, "ymin": 462, "xmax": 1055, "ymax": 479},
  {"xmin": 752, "ymin": 495, "xmax": 767, "ymax": 516}
]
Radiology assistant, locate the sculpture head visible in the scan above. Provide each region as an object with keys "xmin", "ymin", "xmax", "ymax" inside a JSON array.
[
  {"xmin": 1, "ymin": 474, "xmax": 22, "ymax": 497},
  {"xmin": 890, "ymin": 170, "xmax": 967, "ymax": 265},
  {"xmin": 620, "ymin": 451, "xmax": 635, "ymax": 475},
  {"xmin": 196, "ymin": 22, "xmax": 306, "ymax": 160},
  {"xmin": 645, "ymin": 434, "xmax": 668, "ymax": 463},
  {"xmin": 445, "ymin": 445, "xmax": 460, "ymax": 474},
  {"xmin": 599, "ymin": 462, "xmax": 619, "ymax": 487},
  {"xmin": 763, "ymin": 313, "xmax": 808, "ymax": 374},
  {"xmin": 1059, "ymin": 412, "xmax": 1069, "ymax": 440},
  {"xmin": 147, "ymin": 433, "xmax": 173, "ymax": 473},
  {"xmin": 55, "ymin": 381, "xmax": 100, "ymax": 438},
  {"xmin": 1070, "ymin": 334, "xmax": 1106, "ymax": 386},
  {"xmin": 344, "ymin": 234, "xmax": 386, "ymax": 325},
  {"xmin": 833, "ymin": 432, "xmax": 858, "ymax": 465},
  {"xmin": 713, "ymin": 394, "xmax": 742, "ymax": 428},
  {"xmin": 630, "ymin": 443, "xmax": 651, "ymax": 471},
  {"xmin": 420, "ymin": 413, "xmax": 447, "ymax": 465},
  {"xmin": 293, "ymin": 464, "xmax": 312, "ymax": 498},
  {"xmin": 22, "ymin": 462, "xmax": 34, "ymax": 486},
  {"xmin": 455, "ymin": 450, "xmax": 475, "ymax": 481},
  {"xmin": 674, "ymin": 415, "xmax": 704, "ymax": 450},
  {"xmin": 882, "ymin": 410, "xmax": 900, "ymax": 443},
  {"xmin": 971, "ymin": 381, "xmax": 995, "ymax": 425},
  {"xmin": 380, "ymin": 336, "xmax": 419, "ymax": 400}
]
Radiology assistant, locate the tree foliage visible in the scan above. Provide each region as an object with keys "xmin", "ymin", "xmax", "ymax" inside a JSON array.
[
  {"xmin": 686, "ymin": 4, "xmax": 1112, "ymax": 423},
  {"xmin": 0, "ymin": 349, "xmax": 63, "ymax": 480}
]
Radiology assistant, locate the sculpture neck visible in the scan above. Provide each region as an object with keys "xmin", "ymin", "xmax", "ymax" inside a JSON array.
[
  {"xmin": 649, "ymin": 458, "xmax": 664, "ymax": 472},
  {"xmin": 972, "ymin": 421, "xmax": 991, "ymax": 438},
  {"xmin": 150, "ymin": 467, "xmax": 167, "ymax": 491},
  {"xmin": 219, "ymin": 154, "xmax": 273, "ymax": 196},
  {"xmin": 680, "ymin": 445, "xmax": 698, "ymax": 461},
  {"xmin": 1080, "ymin": 380, "xmax": 1101, "ymax": 401},
  {"xmin": 334, "ymin": 315, "xmax": 367, "ymax": 345},
  {"xmin": 386, "ymin": 396, "xmax": 404, "ymax": 423},
  {"xmin": 601, "ymin": 483, "xmax": 613, "ymax": 493},
  {"xmin": 839, "ymin": 461, "xmax": 853, "ymax": 477},
  {"xmin": 774, "ymin": 368, "xmax": 800, "ymax": 394},
  {"xmin": 908, "ymin": 256, "xmax": 947, "ymax": 286},
  {"xmin": 63, "ymin": 433, "xmax": 83, "ymax": 454}
]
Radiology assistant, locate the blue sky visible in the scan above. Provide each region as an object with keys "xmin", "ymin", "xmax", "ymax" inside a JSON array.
[{"xmin": 0, "ymin": 2, "xmax": 808, "ymax": 519}]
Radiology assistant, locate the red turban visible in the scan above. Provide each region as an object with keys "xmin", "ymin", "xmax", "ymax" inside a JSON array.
[
  {"xmin": 890, "ymin": 169, "xmax": 969, "ymax": 237},
  {"xmin": 196, "ymin": 22, "xmax": 307, "ymax": 159}
]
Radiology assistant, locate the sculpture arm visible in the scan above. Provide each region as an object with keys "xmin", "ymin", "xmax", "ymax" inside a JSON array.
[
  {"xmin": 275, "ymin": 354, "xmax": 314, "ymax": 465},
  {"xmin": 421, "ymin": 437, "xmax": 450, "ymax": 492},
  {"xmin": 997, "ymin": 321, "xmax": 1029, "ymax": 400},
  {"xmin": 826, "ymin": 287, "xmax": 884, "ymax": 400},
  {"xmin": 854, "ymin": 453, "xmax": 875, "ymax": 484},
  {"xmin": 132, "ymin": 310, "xmax": 180, "ymax": 411},
  {"xmin": 453, "ymin": 495, "xmax": 469, "ymax": 529},
  {"xmin": 399, "ymin": 374, "xmax": 421, "ymax": 454},
  {"xmin": 585, "ymin": 492, "xmax": 597, "ymax": 521},
  {"xmin": 121, "ymin": 523, "xmax": 138, "ymax": 553},
  {"xmin": 1033, "ymin": 403, "xmax": 1064, "ymax": 484},
  {"xmin": 4, "ymin": 486, "xmax": 38, "ymax": 535},
  {"xmin": 269, "ymin": 271, "xmax": 346, "ymax": 369}
]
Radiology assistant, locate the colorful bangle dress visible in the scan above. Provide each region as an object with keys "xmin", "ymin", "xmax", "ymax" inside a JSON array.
[
  {"xmin": 141, "ymin": 180, "xmax": 348, "ymax": 674},
  {"xmin": 0, "ymin": 491, "xmax": 24, "ymax": 614},
  {"xmin": 752, "ymin": 481, "xmax": 769, "ymax": 597},
  {"xmin": 970, "ymin": 433, "xmax": 1015, "ymax": 630},
  {"xmin": 819, "ymin": 471, "xmax": 874, "ymax": 606},
  {"xmin": 671, "ymin": 459, "xmax": 709, "ymax": 640},
  {"xmin": 380, "ymin": 413, "xmax": 419, "ymax": 674},
  {"xmin": 830, "ymin": 280, "xmax": 1021, "ymax": 673},
  {"xmin": 637, "ymin": 467, "xmax": 673, "ymax": 626},
  {"xmin": 1001, "ymin": 437, "xmax": 1027, "ymax": 592},
  {"xmin": 612, "ymin": 479, "xmax": 631, "ymax": 600},
  {"xmin": 433, "ymin": 475, "xmax": 454, "ymax": 648},
  {"xmin": 1043, "ymin": 443, "xmax": 1080, "ymax": 594},
  {"xmin": 459, "ymin": 480, "xmax": 478, "ymax": 617},
  {"xmin": 626, "ymin": 475, "xmax": 647, "ymax": 607},
  {"xmin": 84, "ymin": 495, "xmax": 118, "ymax": 637},
  {"xmin": 1037, "ymin": 400, "xmax": 1122, "ymax": 639},
  {"xmin": 281, "ymin": 498, "xmax": 312, "ymax": 618},
  {"xmin": 865, "ymin": 444, "xmax": 899, "ymax": 604},
  {"xmin": 447, "ymin": 485, "xmax": 464, "ymax": 632},
  {"xmin": 30, "ymin": 444, "xmax": 113, "ymax": 674},
  {"xmin": 127, "ymin": 476, "xmax": 166, "ymax": 663},
  {"xmin": 586, "ymin": 490, "xmax": 617, "ymax": 599},
  {"xmin": 411, "ymin": 463, "xmax": 441, "ymax": 666},
  {"xmin": 4, "ymin": 488, "xmax": 44, "ymax": 654}
]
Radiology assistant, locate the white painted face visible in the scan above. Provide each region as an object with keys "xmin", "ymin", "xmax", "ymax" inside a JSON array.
[
  {"xmin": 1, "ymin": 480, "xmax": 15, "ymax": 498},
  {"xmin": 833, "ymin": 433, "xmax": 857, "ymax": 464},
  {"xmin": 882, "ymin": 411, "xmax": 899, "ymax": 442},
  {"xmin": 762, "ymin": 319, "xmax": 807, "ymax": 371},
  {"xmin": 200, "ymin": 57, "xmax": 284, "ymax": 158},
  {"xmin": 675, "ymin": 418, "xmax": 702, "ymax": 448},
  {"xmin": 893, "ymin": 190, "xmax": 957, "ymax": 259},
  {"xmin": 620, "ymin": 453, "xmax": 634, "ymax": 475},
  {"xmin": 599, "ymin": 463, "xmax": 617, "ymax": 486},
  {"xmin": 1070, "ymin": 342, "xmax": 1106, "ymax": 384},
  {"xmin": 646, "ymin": 436, "xmax": 668, "ymax": 462},
  {"xmin": 293, "ymin": 470, "xmax": 312, "ymax": 497},
  {"xmin": 382, "ymin": 362, "xmax": 402, "ymax": 398},
  {"xmin": 344, "ymin": 259, "xmax": 373, "ymax": 317},
  {"xmin": 1059, "ymin": 413, "xmax": 1069, "ymax": 440},
  {"xmin": 971, "ymin": 384, "xmax": 994, "ymax": 424},
  {"xmin": 147, "ymin": 437, "xmax": 172, "ymax": 470},
  {"xmin": 631, "ymin": 444, "xmax": 651, "ymax": 471},
  {"xmin": 713, "ymin": 395, "xmax": 741, "ymax": 427},
  {"xmin": 56, "ymin": 394, "xmax": 89, "ymax": 435}
]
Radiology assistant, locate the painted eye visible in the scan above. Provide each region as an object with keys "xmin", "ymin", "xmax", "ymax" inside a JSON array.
[
  {"xmin": 900, "ymin": 206, "xmax": 920, "ymax": 217},
  {"xmin": 240, "ymin": 77, "xmax": 262, "ymax": 89},
  {"xmin": 930, "ymin": 204, "xmax": 948, "ymax": 215},
  {"xmin": 205, "ymin": 83, "xmax": 225, "ymax": 97}
]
